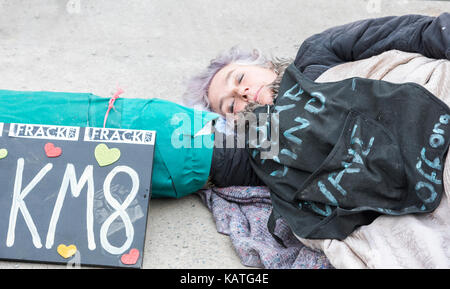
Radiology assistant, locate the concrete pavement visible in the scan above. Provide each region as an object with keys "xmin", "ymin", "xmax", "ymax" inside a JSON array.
[{"xmin": 0, "ymin": 0, "xmax": 449, "ymax": 269}]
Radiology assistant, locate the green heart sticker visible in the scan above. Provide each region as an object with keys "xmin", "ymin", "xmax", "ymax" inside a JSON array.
[
  {"xmin": 0, "ymin": 148, "xmax": 8, "ymax": 159},
  {"xmin": 94, "ymin": 144, "xmax": 121, "ymax": 167}
]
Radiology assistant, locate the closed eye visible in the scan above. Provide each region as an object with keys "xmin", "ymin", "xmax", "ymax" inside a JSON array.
[
  {"xmin": 228, "ymin": 99, "xmax": 235, "ymax": 113},
  {"xmin": 237, "ymin": 73, "xmax": 244, "ymax": 84}
]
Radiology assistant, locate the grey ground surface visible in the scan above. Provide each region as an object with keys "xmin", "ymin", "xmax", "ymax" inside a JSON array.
[{"xmin": 0, "ymin": 0, "xmax": 449, "ymax": 269}]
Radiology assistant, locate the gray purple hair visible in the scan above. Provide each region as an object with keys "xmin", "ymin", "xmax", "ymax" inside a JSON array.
[{"xmin": 182, "ymin": 46, "xmax": 273, "ymax": 111}]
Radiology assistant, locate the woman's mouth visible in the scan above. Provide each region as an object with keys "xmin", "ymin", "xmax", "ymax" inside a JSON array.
[{"xmin": 254, "ymin": 86, "xmax": 263, "ymax": 103}]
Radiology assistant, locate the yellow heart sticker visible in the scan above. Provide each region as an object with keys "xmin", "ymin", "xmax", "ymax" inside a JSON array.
[
  {"xmin": 0, "ymin": 148, "xmax": 8, "ymax": 159},
  {"xmin": 94, "ymin": 143, "xmax": 121, "ymax": 167},
  {"xmin": 57, "ymin": 244, "xmax": 77, "ymax": 259}
]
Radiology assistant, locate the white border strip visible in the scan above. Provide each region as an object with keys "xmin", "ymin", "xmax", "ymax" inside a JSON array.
[
  {"xmin": 84, "ymin": 127, "xmax": 156, "ymax": 145},
  {"xmin": 8, "ymin": 123, "xmax": 80, "ymax": 141}
]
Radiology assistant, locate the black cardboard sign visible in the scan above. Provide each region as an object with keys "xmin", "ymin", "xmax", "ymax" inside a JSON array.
[{"xmin": 0, "ymin": 123, "xmax": 156, "ymax": 268}]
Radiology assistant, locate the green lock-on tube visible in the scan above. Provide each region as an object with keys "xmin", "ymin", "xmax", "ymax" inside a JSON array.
[{"xmin": 0, "ymin": 90, "xmax": 219, "ymax": 198}]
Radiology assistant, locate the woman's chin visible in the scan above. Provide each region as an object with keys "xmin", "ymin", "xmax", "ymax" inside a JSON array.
[{"xmin": 258, "ymin": 94, "xmax": 274, "ymax": 105}]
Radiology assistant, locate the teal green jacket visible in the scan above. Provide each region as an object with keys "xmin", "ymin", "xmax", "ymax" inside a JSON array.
[{"xmin": 0, "ymin": 90, "xmax": 218, "ymax": 198}]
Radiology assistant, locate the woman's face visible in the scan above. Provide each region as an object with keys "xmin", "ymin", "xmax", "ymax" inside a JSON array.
[{"xmin": 208, "ymin": 63, "xmax": 277, "ymax": 116}]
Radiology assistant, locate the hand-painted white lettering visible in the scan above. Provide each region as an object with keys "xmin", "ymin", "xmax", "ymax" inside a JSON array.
[
  {"xmin": 318, "ymin": 181, "xmax": 338, "ymax": 206},
  {"xmin": 415, "ymin": 114, "xmax": 448, "ymax": 205},
  {"xmin": 100, "ymin": 166, "xmax": 139, "ymax": 255},
  {"xmin": 429, "ymin": 134, "xmax": 444, "ymax": 148},
  {"xmin": 282, "ymin": 83, "xmax": 303, "ymax": 101},
  {"xmin": 440, "ymin": 114, "xmax": 450, "ymax": 124},
  {"xmin": 350, "ymin": 124, "xmax": 374, "ymax": 156},
  {"xmin": 415, "ymin": 181, "xmax": 438, "ymax": 203},
  {"xmin": 351, "ymin": 79, "xmax": 356, "ymax": 91},
  {"xmin": 304, "ymin": 92, "xmax": 326, "ymax": 114},
  {"xmin": 45, "ymin": 164, "xmax": 96, "ymax": 250},
  {"xmin": 420, "ymin": 147, "xmax": 441, "ymax": 170},
  {"xmin": 283, "ymin": 117, "xmax": 310, "ymax": 145},
  {"xmin": 433, "ymin": 123, "xmax": 444, "ymax": 135},
  {"xmin": 312, "ymin": 124, "xmax": 373, "ymax": 210},
  {"xmin": 7, "ymin": 158, "xmax": 53, "ymax": 248},
  {"xmin": 347, "ymin": 148, "xmax": 364, "ymax": 165},
  {"xmin": 416, "ymin": 160, "xmax": 442, "ymax": 185},
  {"xmin": 280, "ymin": 148, "xmax": 297, "ymax": 160},
  {"xmin": 305, "ymin": 201, "xmax": 332, "ymax": 217},
  {"xmin": 274, "ymin": 104, "xmax": 296, "ymax": 114},
  {"xmin": 327, "ymin": 168, "xmax": 360, "ymax": 196},
  {"xmin": 270, "ymin": 165, "xmax": 288, "ymax": 177}
]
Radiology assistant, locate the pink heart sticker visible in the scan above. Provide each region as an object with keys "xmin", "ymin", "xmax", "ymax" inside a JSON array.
[
  {"xmin": 121, "ymin": 248, "xmax": 140, "ymax": 265},
  {"xmin": 44, "ymin": 142, "xmax": 62, "ymax": 158}
]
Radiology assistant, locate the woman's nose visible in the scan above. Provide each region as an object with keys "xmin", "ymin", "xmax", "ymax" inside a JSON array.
[{"xmin": 238, "ymin": 87, "xmax": 250, "ymax": 99}]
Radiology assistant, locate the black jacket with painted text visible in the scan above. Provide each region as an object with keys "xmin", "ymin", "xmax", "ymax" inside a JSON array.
[{"xmin": 250, "ymin": 63, "xmax": 450, "ymax": 239}]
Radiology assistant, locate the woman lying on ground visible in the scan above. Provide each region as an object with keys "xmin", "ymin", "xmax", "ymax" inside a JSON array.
[
  {"xmin": 184, "ymin": 12, "xmax": 450, "ymax": 187},
  {"xmin": 183, "ymin": 13, "xmax": 450, "ymax": 240}
]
